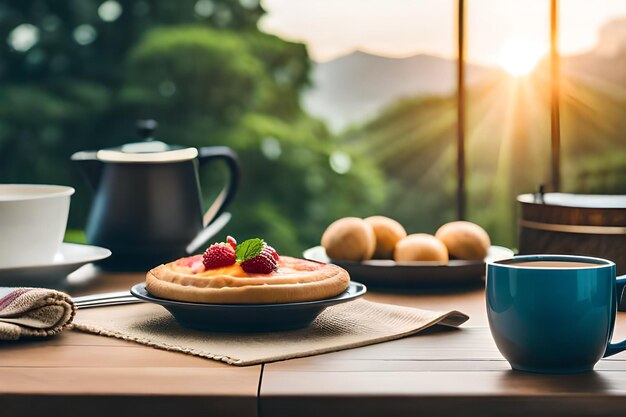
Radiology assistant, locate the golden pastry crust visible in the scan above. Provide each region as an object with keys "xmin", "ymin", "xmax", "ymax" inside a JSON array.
[{"xmin": 146, "ymin": 256, "xmax": 350, "ymax": 304}]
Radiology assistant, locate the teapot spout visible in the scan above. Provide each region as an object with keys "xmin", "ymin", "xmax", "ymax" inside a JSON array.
[{"xmin": 71, "ymin": 151, "xmax": 103, "ymax": 191}]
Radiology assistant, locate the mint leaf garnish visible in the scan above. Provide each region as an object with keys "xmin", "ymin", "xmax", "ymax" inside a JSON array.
[{"xmin": 236, "ymin": 238, "xmax": 265, "ymax": 263}]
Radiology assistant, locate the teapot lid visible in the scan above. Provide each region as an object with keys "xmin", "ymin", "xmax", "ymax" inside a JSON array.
[{"xmin": 96, "ymin": 120, "xmax": 198, "ymax": 163}]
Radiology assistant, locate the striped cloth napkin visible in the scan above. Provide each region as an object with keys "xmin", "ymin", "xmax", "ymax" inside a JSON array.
[{"xmin": 0, "ymin": 287, "xmax": 76, "ymax": 340}]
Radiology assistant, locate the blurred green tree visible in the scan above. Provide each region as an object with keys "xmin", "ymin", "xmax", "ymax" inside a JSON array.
[{"xmin": 0, "ymin": 0, "xmax": 386, "ymax": 255}]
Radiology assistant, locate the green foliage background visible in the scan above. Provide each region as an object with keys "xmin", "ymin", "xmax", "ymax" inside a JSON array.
[{"xmin": 0, "ymin": 0, "xmax": 386, "ymax": 255}]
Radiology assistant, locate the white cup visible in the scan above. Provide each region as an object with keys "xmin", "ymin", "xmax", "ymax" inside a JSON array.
[{"xmin": 0, "ymin": 184, "xmax": 74, "ymax": 268}]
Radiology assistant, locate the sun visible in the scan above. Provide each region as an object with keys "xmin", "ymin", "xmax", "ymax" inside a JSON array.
[{"xmin": 498, "ymin": 37, "xmax": 545, "ymax": 77}]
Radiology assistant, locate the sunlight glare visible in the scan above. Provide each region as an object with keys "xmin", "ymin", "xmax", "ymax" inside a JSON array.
[{"xmin": 498, "ymin": 37, "xmax": 545, "ymax": 77}]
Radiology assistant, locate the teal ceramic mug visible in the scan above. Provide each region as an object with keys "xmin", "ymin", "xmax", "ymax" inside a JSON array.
[{"xmin": 486, "ymin": 254, "xmax": 626, "ymax": 373}]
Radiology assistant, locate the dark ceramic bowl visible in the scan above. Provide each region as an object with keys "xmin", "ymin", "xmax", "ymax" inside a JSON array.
[{"xmin": 130, "ymin": 281, "xmax": 366, "ymax": 332}]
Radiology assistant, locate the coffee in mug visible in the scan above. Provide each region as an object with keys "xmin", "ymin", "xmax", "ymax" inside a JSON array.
[
  {"xmin": 486, "ymin": 254, "xmax": 626, "ymax": 373},
  {"xmin": 506, "ymin": 261, "xmax": 600, "ymax": 268}
]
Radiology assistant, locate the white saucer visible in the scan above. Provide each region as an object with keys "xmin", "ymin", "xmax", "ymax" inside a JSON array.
[{"xmin": 0, "ymin": 243, "xmax": 111, "ymax": 287}]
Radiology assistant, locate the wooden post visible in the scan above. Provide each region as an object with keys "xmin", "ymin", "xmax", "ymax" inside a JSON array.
[
  {"xmin": 550, "ymin": 0, "xmax": 561, "ymax": 191},
  {"xmin": 456, "ymin": 0, "xmax": 466, "ymax": 220}
]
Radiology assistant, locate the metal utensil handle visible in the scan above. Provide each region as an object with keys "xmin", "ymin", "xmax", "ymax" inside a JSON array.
[
  {"xmin": 72, "ymin": 291, "xmax": 132, "ymax": 303},
  {"xmin": 74, "ymin": 295, "xmax": 137, "ymax": 305},
  {"xmin": 75, "ymin": 298, "xmax": 144, "ymax": 309}
]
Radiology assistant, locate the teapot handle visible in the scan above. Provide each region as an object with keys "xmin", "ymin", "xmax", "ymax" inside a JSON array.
[{"xmin": 196, "ymin": 146, "xmax": 240, "ymax": 227}]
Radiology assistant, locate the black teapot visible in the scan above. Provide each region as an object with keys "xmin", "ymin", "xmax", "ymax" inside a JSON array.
[{"xmin": 71, "ymin": 120, "xmax": 239, "ymax": 270}]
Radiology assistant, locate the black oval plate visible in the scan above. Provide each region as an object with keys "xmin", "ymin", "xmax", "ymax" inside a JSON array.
[
  {"xmin": 304, "ymin": 246, "xmax": 514, "ymax": 289},
  {"xmin": 131, "ymin": 281, "xmax": 366, "ymax": 332}
]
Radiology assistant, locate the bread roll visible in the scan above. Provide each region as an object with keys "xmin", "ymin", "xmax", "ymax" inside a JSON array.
[
  {"xmin": 321, "ymin": 217, "xmax": 376, "ymax": 261},
  {"xmin": 435, "ymin": 221, "xmax": 490, "ymax": 260},
  {"xmin": 364, "ymin": 216, "xmax": 407, "ymax": 259},
  {"xmin": 394, "ymin": 233, "xmax": 448, "ymax": 263}
]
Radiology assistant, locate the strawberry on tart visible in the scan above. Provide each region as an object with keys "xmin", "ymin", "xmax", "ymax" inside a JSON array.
[{"xmin": 146, "ymin": 236, "xmax": 350, "ymax": 304}]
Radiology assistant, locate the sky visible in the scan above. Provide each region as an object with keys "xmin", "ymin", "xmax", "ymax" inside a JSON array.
[{"xmin": 260, "ymin": 0, "xmax": 626, "ymax": 67}]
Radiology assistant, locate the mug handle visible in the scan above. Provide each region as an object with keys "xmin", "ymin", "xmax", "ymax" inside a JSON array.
[
  {"xmin": 604, "ymin": 275, "xmax": 626, "ymax": 358},
  {"xmin": 184, "ymin": 147, "xmax": 240, "ymax": 254}
]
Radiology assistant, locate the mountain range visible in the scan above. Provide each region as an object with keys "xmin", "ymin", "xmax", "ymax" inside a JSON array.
[
  {"xmin": 302, "ymin": 52, "xmax": 496, "ymax": 132},
  {"xmin": 302, "ymin": 17, "xmax": 625, "ymax": 132}
]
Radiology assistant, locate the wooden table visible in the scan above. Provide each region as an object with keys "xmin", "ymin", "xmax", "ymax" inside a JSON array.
[{"xmin": 2, "ymin": 267, "xmax": 626, "ymax": 417}]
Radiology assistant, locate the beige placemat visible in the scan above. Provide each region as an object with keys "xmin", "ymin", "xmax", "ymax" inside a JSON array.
[{"xmin": 72, "ymin": 299, "xmax": 468, "ymax": 366}]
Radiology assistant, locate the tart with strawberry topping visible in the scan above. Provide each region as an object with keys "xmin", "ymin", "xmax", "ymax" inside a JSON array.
[{"xmin": 146, "ymin": 237, "xmax": 350, "ymax": 304}]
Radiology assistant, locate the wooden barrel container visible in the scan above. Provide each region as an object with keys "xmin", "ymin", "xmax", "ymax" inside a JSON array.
[{"xmin": 518, "ymin": 193, "xmax": 626, "ymax": 275}]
